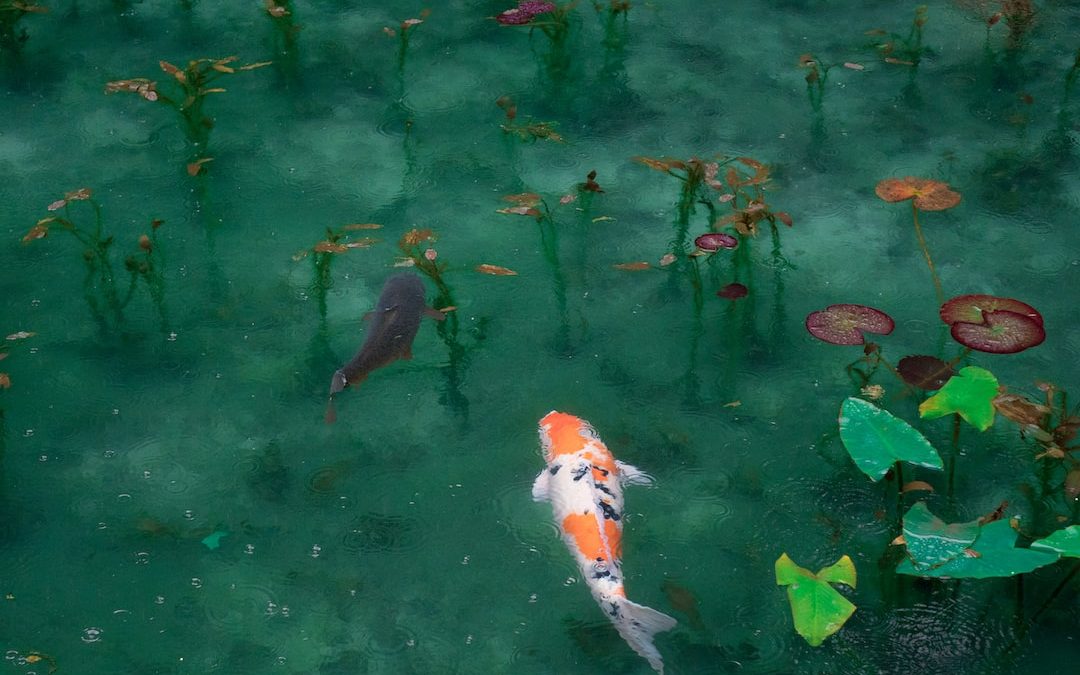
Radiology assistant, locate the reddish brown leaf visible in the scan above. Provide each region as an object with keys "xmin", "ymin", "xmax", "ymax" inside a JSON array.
[
  {"xmin": 5, "ymin": 332, "xmax": 36, "ymax": 341},
  {"xmin": 875, "ymin": 177, "xmax": 961, "ymax": 211},
  {"xmin": 475, "ymin": 264, "xmax": 518, "ymax": 276},
  {"xmin": 0, "ymin": 373, "xmax": 9, "ymax": 389},
  {"xmin": 992, "ymin": 393, "xmax": 1050, "ymax": 427},
  {"xmin": 776, "ymin": 211, "xmax": 794, "ymax": 227},
  {"xmin": 496, "ymin": 206, "xmax": 541, "ymax": 217},
  {"xmin": 342, "ymin": 223, "xmax": 382, "ymax": 231},
  {"xmin": 22, "ymin": 223, "xmax": 49, "ymax": 243},
  {"xmin": 502, "ymin": 192, "xmax": 542, "ymax": 206},
  {"xmin": 902, "ymin": 480, "xmax": 935, "ymax": 493},
  {"xmin": 613, "ymin": 262, "xmax": 651, "ymax": 271},
  {"xmin": 314, "ymin": 241, "xmax": 348, "ymax": 253},
  {"xmin": 344, "ymin": 238, "xmax": 379, "ymax": 249}
]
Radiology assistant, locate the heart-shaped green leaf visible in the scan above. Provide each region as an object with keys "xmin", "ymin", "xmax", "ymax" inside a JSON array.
[
  {"xmin": 1031, "ymin": 525, "xmax": 1080, "ymax": 558},
  {"xmin": 918, "ymin": 366, "xmax": 999, "ymax": 431},
  {"xmin": 839, "ymin": 397, "xmax": 944, "ymax": 481},
  {"xmin": 900, "ymin": 502, "xmax": 981, "ymax": 572},
  {"xmin": 775, "ymin": 553, "xmax": 856, "ymax": 647},
  {"xmin": 898, "ymin": 518, "xmax": 1059, "ymax": 578}
]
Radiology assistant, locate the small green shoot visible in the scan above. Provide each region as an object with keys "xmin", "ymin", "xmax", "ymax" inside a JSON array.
[{"xmin": 775, "ymin": 553, "xmax": 856, "ymax": 647}]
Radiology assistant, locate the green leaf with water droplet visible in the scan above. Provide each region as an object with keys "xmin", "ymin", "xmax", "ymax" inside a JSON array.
[
  {"xmin": 918, "ymin": 366, "xmax": 999, "ymax": 431},
  {"xmin": 838, "ymin": 397, "xmax": 943, "ymax": 481},
  {"xmin": 1031, "ymin": 525, "xmax": 1080, "ymax": 558},
  {"xmin": 897, "ymin": 502, "xmax": 980, "ymax": 572},
  {"xmin": 898, "ymin": 518, "xmax": 1058, "ymax": 578},
  {"xmin": 775, "ymin": 553, "xmax": 856, "ymax": 647}
]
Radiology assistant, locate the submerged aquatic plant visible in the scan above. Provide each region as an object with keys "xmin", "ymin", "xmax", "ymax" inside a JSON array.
[
  {"xmin": 0, "ymin": 331, "xmax": 35, "ymax": 410},
  {"xmin": 798, "ymin": 53, "xmax": 833, "ymax": 113},
  {"xmin": 293, "ymin": 223, "xmax": 382, "ymax": 321},
  {"xmin": 106, "ymin": 56, "xmax": 271, "ymax": 171},
  {"xmin": 495, "ymin": 2, "xmax": 578, "ymax": 76},
  {"xmin": 383, "ymin": 8, "xmax": 430, "ymax": 67},
  {"xmin": 264, "ymin": 1, "xmax": 301, "ymax": 57},
  {"xmin": 22, "ymin": 189, "xmax": 168, "ymax": 333},
  {"xmin": 496, "ymin": 96, "xmax": 564, "ymax": 143},
  {"xmin": 875, "ymin": 176, "xmax": 961, "ymax": 305},
  {"xmin": 864, "ymin": 4, "xmax": 932, "ymax": 68}
]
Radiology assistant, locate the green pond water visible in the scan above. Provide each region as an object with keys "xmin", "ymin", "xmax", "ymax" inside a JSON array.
[{"xmin": 2, "ymin": 1, "xmax": 1079, "ymax": 673}]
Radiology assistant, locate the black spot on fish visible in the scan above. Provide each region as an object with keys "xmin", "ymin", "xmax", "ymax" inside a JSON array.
[
  {"xmin": 593, "ymin": 465, "xmax": 609, "ymax": 477},
  {"xmin": 594, "ymin": 482, "xmax": 614, "ymax": 496},
  {"xmin": 608, "ymin": 602, "xmax": 621, "ymax": 618},
  {"xmin": 599, "ymin": 501, "xmax": 621, "ymax": 521},
  {"xmin": 572, "ymin": 465, "xmax": 589, "ymax": 481},
  {"xmin": 549, "ymin": 464, "xmax": 562, "ymax": 475},
  {"xmin": 593, "ymin": 568, "xmax": 611, "ymax": 579}
]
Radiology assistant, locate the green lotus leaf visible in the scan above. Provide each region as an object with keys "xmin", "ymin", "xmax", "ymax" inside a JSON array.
[
  {"xmin": 900, "ymin": 502, "xmax": 980, "ymax": 572},
  {"xmin": 898, "ymin": 519, "xmax": 1058, "ymax": 578},
  {"xmin": 918, "ymin": 366, "xmax": 999, "ymax": 431},
  {"xmin": 839, "ymin": 397, "xmax": 943, "ymax": 481},
  {"xmin": 775, "ymin": 553, "xmax": 856, "ymax": 647},
  {"xmin": 1031, "ymin": 525, "xmax": 1080, "ymax": 558}
]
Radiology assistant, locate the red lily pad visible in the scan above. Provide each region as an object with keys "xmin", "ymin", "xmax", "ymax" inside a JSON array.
[
  {"xmin": 897, "ymin": 355, "xmax": 956, "ymax": 391},
  {"xmin": 806, "ymin": 304, "xmax": 895, "ymax": 346},
  {"xmin": 717, "ymin": 283, "xmax": 748, "ymax": 300},
  {"xmin": 950, "ymin": 310, "xmax": 1046, "ymax": 354},
  {"xmin": 695, "ymin": 233, "xmax": 738, "ymax": 251},
  {"xmin": 940, "ymin": 294, "xmax": 1043, "ymax": 327}
]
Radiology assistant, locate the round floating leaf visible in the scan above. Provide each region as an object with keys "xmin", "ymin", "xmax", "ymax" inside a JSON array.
[
  {"xmin": 694, "ymin": 232, "xmax": 738, "ymax": 251},
  {"xmin": 940, "ymin": 294, "xmax": 1043, "ymax": 327},
  {"xmin": 716, "ymin": 283, "xmax": 748, "ymax": 300},
  {"xmin": 898, "ymin": 519, "xmax": 1059, "ymax": 578},
  {"xmin": 919, "ymin": 366, "xmax": 999, "ymax": 430},
  {"xmin": 897, "ymin": 355, "xmax": 955, "ymax": 391},
  {"xmin": 775, "ymin": 553, "xmax": 856, "ymax": 647},
  {"xmin": 875, "ymin": 177, "xmax": 961, "ymax": 211},
  {"xmin": 950, "ymin": 310, "xmax": 1046, "ymax": 354},
  {"xmin": 806, "ymin": 304, "xmax": 895, "ymax": 346},
  {"xmin": 839, "ymin": 397, "xmax": 943, "ymax": 481},
  {"xmin": 1031, "ymin": 525, "xmax": 1080, "ymax": 558}
]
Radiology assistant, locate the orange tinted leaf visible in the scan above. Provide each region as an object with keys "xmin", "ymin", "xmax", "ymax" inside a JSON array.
[
  {"xmin": 201, "ymin": 87, "xmax": 227, "ymax": 94},
  {"xmin": 737, "ymin": 157, "xmax": 764, "ymax": 170},
  {"xmin": 875, "ymin": 177, "xmax": 961, "ymax": 211},
  {"xmin": 342, "ymin": 223, "xmax": 382, "ymax": 231},
  {"xmin": 22, "ymin": 223, "xmax": 49, "ymax": 242},
  {"xmin": 0, "ymin": 373, "xmax": 9, "ymax": 389},
  {"xmin": 211, "ymin": 63, "xmax": 235, "ymax": 74},
  {"xmin": 6, "ymin": 332, "xmax": 36, "ymax": 341},
  {"xmin": 314, "ymin": 241, "xmax": 349, "ymax": 253},
  {"xmin": 658, "ymin": 253, "xmax": 676, "ymax": 267},
  {"xmin": 776, "ymin": 211, "xmax": 794, "ymax": 226},
  {"xmin": 884, "ymin": 57, "xmax": 915, "ymax": 66},
  {"xmin": 475, "ymin": 263, "xmax": 518, "ymax": 276},
  {"xmin": 613, "ymin": 261, "xmax": 651, "ymax": 271},
  {"xmin": 437, "ymin": 306, "xmax": 458, "ymax": 313},
  {"xmin": 843, "ymin": 62, "xmax": 865, "ymax": 70},
  {"xmin": 239, "ymin": 61, "xmax": 273, "ymax": 71},
  {"xmin": 159, "ymin": 60, "xmax": 181, "ymax": 75},
  {"xmin": 65, "ymin": 188, "xmax": 92, "ymax": 201},
  {"xmin": 633, "ymin": 156, "xmax": 685, "ymax": 173},
  {"xmin": 502, "ymin": 192, "xmax": 541, "ymax": 206},
  {"xmin": 902, "ymin": 480, "xmax": 935, "ymax": 493},
  {"xmin": 186, "ymin": 157, "xmax": 214, "ymax": 176}
]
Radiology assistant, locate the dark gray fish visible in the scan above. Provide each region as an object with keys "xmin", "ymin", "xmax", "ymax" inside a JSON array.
[{"xmin": 326, "ymin": 273, "xmax": 443, "ymax": 423}]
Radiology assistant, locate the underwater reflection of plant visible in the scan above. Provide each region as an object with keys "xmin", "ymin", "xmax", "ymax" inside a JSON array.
[
  {"xmin": 292, "ymin": 223, "xmax": 382, "ymax": 322},
  {"xmin": 22, "ymin": 189, "xmax": 169, "ymax": 333},
  {"xmin": 264, "ymin": 1, "xmax": 300, "ymax": 62},
  {"xmin": 105, "ymin": 56, "xmax": 271, "ymax": 171},
  {"xmin": 495, "ymin": 1, "xmax": 577, "ymax": 76},
  {"xmin": 875, "ymin": 176, "xmax": 961, "ymax": 306}
]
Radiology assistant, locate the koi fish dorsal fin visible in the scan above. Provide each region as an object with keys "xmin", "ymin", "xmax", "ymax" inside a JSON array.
[
  {"xmin": 616, "ymin": 461, "xmax": 654, "ymax": 487},
  {"xmin": 612, "ymin": 598, "xmax": 677, "ymax": 674}
]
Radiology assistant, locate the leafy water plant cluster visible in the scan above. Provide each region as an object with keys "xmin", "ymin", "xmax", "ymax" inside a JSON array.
[
  {"xmin": 21, "ymin": 188, "xmax": 168, "ymax": 333},
  {"xmin": 106, "ymin": 56, "xmax": 270, "ymax": 172}
]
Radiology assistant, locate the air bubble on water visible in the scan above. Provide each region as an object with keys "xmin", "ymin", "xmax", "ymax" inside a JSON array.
[
  {"xmin": 310, "ymin": 544, "xmax": 322, "ymax": 558},
  {"xmin": 461, "ymin": 555, "xmax": 470, "ymax": 565},
  {"xmin": 266, "ymin": 601, "xmax": 277, "ymax": 616},
  {"xmin": 134, "ymin": 551, "xmax": 150, "ymax": 565},
  {"xmin": 563, "ymin": 577, "xmax": 576, "ymax": 586},
  {"xmin": 117, "ymin": 493, "xmax": 132, "ymax": 502},
  {"xmin": 5, "ymin": 650, "xmax": 18, "ymax": 660},
  {"xmin": 244, "ymin": 544, "xmax": 255, "ymax": 555},
  {"xmin": 528, "ymin": 593, "xmax": 538, "ymax": 603},
  {"xmin": 23, "ymin": 429, "xmax": 33, "ymax": 437},
  {"xmin": 81, "ymin": 627, "xmax": 103, "ymax": 643},
  {"xmin": 276, "ymin": 657, "xmax": 287, "ymax": 665},
  {"xmin": 155, "ymin": 595, "xmax": 165, "ymax": 605},
  {"xmin": 39, "ymin": 455, "xmax": 48, "ymax": 462},
  {"xmin": 183, "ymin": 509, "xmax": 194, "ymax": 520},
  {"xmin": 280, "ymin": 605, "xmax": 290, "ymax": 617},
  {"xmin": 112, "ymin": 409, "xmax": 119, "ymax": 415},
  {"xmin": 143, "ymin": 470, "xmax": 151, "ymax": 479},
  {"xmin": 104, "ymin": 449, "xmax": 116, "ymax": 458},
  {"xmin": 190, "ymin": 578, "xmax": 202, "ymax": 589}
]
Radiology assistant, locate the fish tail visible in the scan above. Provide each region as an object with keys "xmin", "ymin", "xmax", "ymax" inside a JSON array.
[
  {"xmin": 612, "ymin": 598, "xmax": 677, "ymax": 674},
  {"xmin": 324, "ymin": 398, "xmax": 337, "ymax": 425}
]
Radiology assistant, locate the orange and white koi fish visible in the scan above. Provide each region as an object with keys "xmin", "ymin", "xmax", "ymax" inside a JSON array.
[{"xmin": 532, "ymin": 411, "xmax": 677, "ymax": 673}]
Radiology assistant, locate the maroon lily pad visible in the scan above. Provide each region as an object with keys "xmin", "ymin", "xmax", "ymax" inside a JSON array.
[
  {"xmin": 897, "ymin": 355, "xmax": 956, "ymax": 390},
  {"xmin": 950, "ymin": 310, "xmax": 1046, "ymax": 354},
  {"xmin": 717, "ymin": 283, "xmax": 748, "ymax": 300},
  {"xmin": 805, "ymin": 304, "xmax": 895, "ymax": 346},
  {"xmin": 940, "ymin": 294, "xmax": 1043, "ymax": 327},
  {"xmin": 695, "ymin": 233, "xmax": 738, "ymax": 252}
]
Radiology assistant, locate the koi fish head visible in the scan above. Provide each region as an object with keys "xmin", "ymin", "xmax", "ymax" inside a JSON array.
[{"xmin": 538, "ymin": 410, "xmax": 604, "ymax": 464}]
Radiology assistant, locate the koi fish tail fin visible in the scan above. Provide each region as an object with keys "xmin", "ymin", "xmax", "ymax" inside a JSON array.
[{"xmin": 613, "ymin": 598, "xmax": 677, "ymax": 674}]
